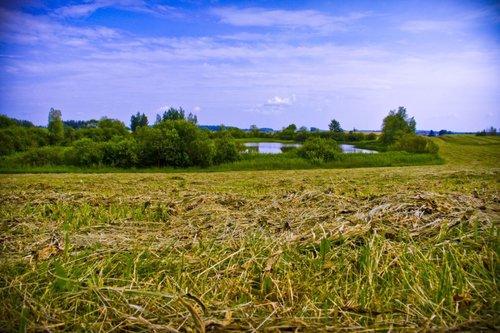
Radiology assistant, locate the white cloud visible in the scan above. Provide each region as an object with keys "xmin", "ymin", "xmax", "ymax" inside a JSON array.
[
  {"xmin": 1, "ymin": 3, "xmax": 498, "ymax": 131},
  {"xmin": 158, "ymin": 105, "xmax": 171, "ymax": 112},
  {"xmin": 53, "ymin": 0, "xmax": 178, "ymax": 18},
  {"xmin": 212, "ymin": 7, "xmax": 370, "ymax": 33},
  {"xmin": 265, "ymin": 95, "xmax": 296, "ymax": 106},
  {"xmin": 54, "ymin": 3, "xmax": 105, "ymax": 18},
  {"xmin": 246, "ymin": 95, "xmax": 297, "ymax": 115}
]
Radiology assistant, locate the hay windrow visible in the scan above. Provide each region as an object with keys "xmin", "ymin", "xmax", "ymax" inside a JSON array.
[{"xmin": 0, "ymin": 165, "xmax": 498, "ymax": 332}]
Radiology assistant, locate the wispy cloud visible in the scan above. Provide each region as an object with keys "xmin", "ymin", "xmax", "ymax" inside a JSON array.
[
  {"xmin": 54, "ymin": 2, "xmax": 106, "ymax": 18},
  {"xmin": 0, "ymin": 8, "xmax": 121, "ymax": 46},
  {"xmin": 212, "ymin": 7, "xmax": 370, "ymax": 33},
  {"xmin": 53, "ymin": 0, "xmax": 178, "ymax": 18},
  {"xmin": 0, "ymin": 2, "xmax": 498, "ymax": 131},
  {"xmin": 401, "ymin": 6, "xmax": 500, "ymax": 34},
  {"xmin": 401, "ymin": 20, "xmax": 463, "ymax": 33}
]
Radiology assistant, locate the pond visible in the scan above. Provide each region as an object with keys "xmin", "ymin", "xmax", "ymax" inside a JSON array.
[
  {"xmin": 244, "ymin": 142, "xmax": 301, "ymax": 154},
  {"xmin": 244, "ymin": 142, "xmax": 378, "ymax": 154},
  {"xmin": 339, "ymin": 144, "xmax": 378, "ymax": 154}
]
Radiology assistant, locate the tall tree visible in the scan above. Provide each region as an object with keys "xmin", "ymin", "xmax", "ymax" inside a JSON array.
[
  {"xmin": 279, "ymin": 124, "xmax": 297, "ymax": 140},
  {"xmin": 329, "ymin": 119, "xmax": 343, "ymax": 133},
  {"xmin": 249, "ymin": 124, "xmax": 260, "ymax": 138},
  {"xmin": 131, "ymin": 112, "xmax": 149, "ymax": 132},
  {"xmin": 187, "ymin": 112, "xmax": 198, "ymax": 125},
  {"xmin": 379, "ymin": 106, "xmax": 416, "ymax": 145},
  {"xmin": 48, "ymin": 108, "xmax": 64, "ymax": 145},
  {"xmin": 160, "ymin": 107, "xmax": 186, "ymax": 122}
]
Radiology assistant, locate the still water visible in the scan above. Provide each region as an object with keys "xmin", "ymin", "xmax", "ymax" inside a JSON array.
[
  {"xmin": 244, "ymin": 142, "xmax": 377, "ymax": 154},
  {"xmin": 339, "ymin": 144, "xmax": 378, "ymax": 154},
  {"xmin": 244, "ymin": 142, "xmax": 301, "ymax": 154}
]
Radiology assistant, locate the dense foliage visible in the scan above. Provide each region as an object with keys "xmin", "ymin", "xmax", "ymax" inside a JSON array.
[
  {"xmin": 379, "ymin": 106, "xmax": 416, "ymax": 145},
  {"xmin": 0, "ymin": 109, "xmax": 243, "ymax": 168},
  {"xmin": 297, "ymin": 137, "xmax": 342, "ymax": 163},
  {"xmin": 380, "ymin": 107, "xmax": 438, "ymax": 154},
  {"xmin": 0, "ymin": 105, "xmax": 443, "ymax": 169},
  {"xmin": 389, "ymin": 133, "xmax": 439, "ymax": 154}
]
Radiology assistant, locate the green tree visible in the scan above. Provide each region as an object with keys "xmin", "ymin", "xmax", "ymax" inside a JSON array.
[
  {"xmin": 67, "ymin": 138, "xmax": 103, "ymax": 166},
  {"xmin": 297, "ymin": 137, "xmax": 342, "ymax": 164},
  {"xmin": 187, "ymin": 112, "xmax": 198, "ymax": 125},
  {"xmin": 279, "ymin": 124, "xmax": 297, "ymax": 140},
  {"xmin": 188, "ymin": 135, "xmax": 215, "ymax": 167},
  {"xmin": 438, "ymin": 129, "xmax": 450, "ymax": 136},
  {"xmin": 0, "ymin": 115, "xmax": 16, "ymax": 128},
  {"xmin": 379, "ymin": 106, "xmax": 416, "ymax": 145},
  {"xmin": 48, "ymin": 108, "xmax": 64, "ymax": 145},
  {"xmin": 329, "ymin": 119, "xmax": 343, "ymax": 133},
  {"xmin": 214, "ymin": 134, "xmax": 241, "ymax": 164},
  {"xmin": 98, "ymin": 118, "xmax": 128, "ymax": 141},
  {"xmin": 130, "ymin": 112, "xmax": 148, "ymax": 133},
  {"xmin": 249, "ymin": 124, "xmax": 260, "ymax": 138},
  {"xmin": 296, "ymin": 126, "xmax": 310, "ymax": 142},
  {"xmin": 136, "ymin": 116, "xmax": 213, "ymax": 167},
  {"xmin": 160, "ymin": 107, "xmax": 186, "ymax": 122},
  {"xmin": 102, "ymin": 137, "xmax": 139, "ymax": 168}
]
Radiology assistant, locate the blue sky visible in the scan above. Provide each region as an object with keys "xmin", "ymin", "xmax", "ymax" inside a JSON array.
[{"xmin": 0, "ymin": 0, "xmax": 499, "ymax": 131}]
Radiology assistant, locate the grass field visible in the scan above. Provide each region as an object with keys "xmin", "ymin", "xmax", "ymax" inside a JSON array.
[{"xmin": 0, "ymin": 135, "xmax": 498, "ymax": 332}]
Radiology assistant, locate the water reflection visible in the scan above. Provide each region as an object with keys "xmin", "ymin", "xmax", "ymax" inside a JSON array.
[
  {"xmin": 244, "ymin": 142, "xmax": 377, "ymax": 154},
  {"xmin": 339, "ymin": 144, "xmax": 378, "ymax": 154},
  {"xmin": 244, "ymin": 142, "xmax": 301, "ymax": 154}
]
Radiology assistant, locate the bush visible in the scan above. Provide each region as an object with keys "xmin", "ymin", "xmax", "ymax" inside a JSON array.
[
  {"xmin": 4, "ymin": 146, "xmax": 67, "ymax": 167},
  {"xmin": 0, "ymin": 127, "xmax": 50, "ymax": 156},
  {"xmin": 66, "ymin": 138, "xmax": 104, "ymax": 166},
  {"xmin": 297, "ymin": 137, "xmax": 342, "ymax": 163},
  {"xmin": 187, "ymin": 137, "xmax": 215, "ymax": 167},
  {"xmin": 101, "ymin": 138, "xmax": 139, "ymax": 168},
  {"xmin": 389, "ymin": 134, "xmax": 439, "ymax": 154},
  {"xmin": 214, "ymin": 136, "xmax": 241, "ymax": 164}
]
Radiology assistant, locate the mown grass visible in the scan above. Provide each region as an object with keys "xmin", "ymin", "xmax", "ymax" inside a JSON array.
[
  {"xmin": 0, "ymin": 135, "xmax": 498, "ymax": 332},
  {"xmin": 434, "ymin": 135, "xmax": 500, "ymax": 167}
]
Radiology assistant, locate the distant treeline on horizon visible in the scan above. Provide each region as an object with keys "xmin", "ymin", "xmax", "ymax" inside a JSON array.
[{"xmin": 0, "ymin": 113, "xmax": 484, "ymax": 135}]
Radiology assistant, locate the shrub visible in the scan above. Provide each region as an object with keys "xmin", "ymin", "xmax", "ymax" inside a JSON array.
[
  {"xmin": 5, "ymin": 146, "xmax": 66, "ymax": 167},
  {"xmin": 297, "ymin": 137, "xmax": 342, "ymax": 163},
  {"xmin": 101, "ymin": 138, "xmax": 139, "ymax": 168},
  {"xmin": 0, "ymin": 127, "xmax": 50, "ymax": 156},
  {"xmin": 389, "ymin": 134, "xmax": 439, "ymax": 154},
  {"xmin": 214, "ymin": 136, "xmax": 241, "ymax": 164},
  {"xmin": 187, "ymin": 138, "xmax": 215, "ymax": 167},
  {"xmin": 66, "ymin": 138, "xmax": 104, "ymax": 166}
]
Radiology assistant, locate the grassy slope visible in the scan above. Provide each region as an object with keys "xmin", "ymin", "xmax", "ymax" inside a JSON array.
[
  {"xmin": 0, "ymin": 135, "xmax": 498, "ymax": 332},
  {"xmin": 434, "ymin": 135, "xmax": 500, "ymax": 167}
]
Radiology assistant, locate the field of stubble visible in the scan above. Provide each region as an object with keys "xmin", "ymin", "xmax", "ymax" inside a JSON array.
[{"xmin": 0, "ymin": 136, "xmax": 498, "ymax": 332}]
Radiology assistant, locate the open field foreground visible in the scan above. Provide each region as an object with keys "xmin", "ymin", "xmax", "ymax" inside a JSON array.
[{"xmin": 1, "ymin": 136, "xmax": 499, "ymax": 332}]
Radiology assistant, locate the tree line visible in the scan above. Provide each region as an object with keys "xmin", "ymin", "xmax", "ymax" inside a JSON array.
[{"xmin": 0, "ymin": 106, "xmax": 441, "ymax": 168}]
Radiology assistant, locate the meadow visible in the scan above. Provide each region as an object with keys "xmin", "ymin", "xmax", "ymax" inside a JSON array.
[{"xmin": 0, "ymin": 135, "xmax": 498, "ymax": 332}]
